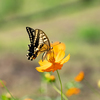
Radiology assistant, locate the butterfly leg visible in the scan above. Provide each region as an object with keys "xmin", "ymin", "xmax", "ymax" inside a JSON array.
[{"xmin": 42, "ymin": 51, "xmax": 48, "ymax": 61}]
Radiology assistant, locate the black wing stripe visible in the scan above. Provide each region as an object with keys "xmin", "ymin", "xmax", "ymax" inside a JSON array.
[{"xmin": 26, "ymin": 27, "xmax": 35, "ymax": 44}]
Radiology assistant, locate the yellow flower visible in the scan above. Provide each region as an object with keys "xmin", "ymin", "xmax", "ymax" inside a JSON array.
[
  {"xmin": 74, "ymin": 71, "xmax": 84, "ymax": 82},
  {"xmin": 6, "ymin": 93, "xmax": 11, "ymax": 98},
  {"xmin": 66, "ymin": 88, "xmax": 80, "ymax": 97},
  {"xmin": 36, "ymin": 42, "xmax": 70, "ymax": 72},
  {"xmin": 97, "ymin": 80, "xmax": 100, "ymax": 88},
  {"xmin": 45, "ymin": 73, "xmax": 50, "ymax": 78}
]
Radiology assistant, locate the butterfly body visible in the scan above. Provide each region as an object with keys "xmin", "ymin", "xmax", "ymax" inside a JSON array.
[{"xmin": 26, "ymin": 27, "xmax": 52, "ymax": 61}]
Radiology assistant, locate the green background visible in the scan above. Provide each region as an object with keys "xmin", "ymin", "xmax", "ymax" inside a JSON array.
[{"xmin": 0, "ymin": 0, "xmax": 100, "ymax": 100}]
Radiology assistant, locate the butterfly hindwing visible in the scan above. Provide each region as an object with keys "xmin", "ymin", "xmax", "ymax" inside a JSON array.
[{"xmin": 38, "ymin": 30, "xmax": 50, "ymax": 52}]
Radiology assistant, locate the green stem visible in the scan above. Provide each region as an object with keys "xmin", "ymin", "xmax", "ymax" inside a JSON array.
[
  {"xmin": 83, "ymin": 78, "xmax": 100, "ymax": 97},
  {"xmin": 56, "ymin": 70, "xmax": 63, "ymax": 100},
  {"xmin": 52, "ymin": 84, "xmax": 68, "ymax": 100},
  {"xmin": 0, "ymin": 80, "xmax": 16, "ymax": 100}
]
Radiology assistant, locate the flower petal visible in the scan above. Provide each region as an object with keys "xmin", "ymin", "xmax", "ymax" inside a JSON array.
[
  {"xmin": 52, "ymin": 42, "xmax": 65, "ymax": 55},
  {"xmin": 39, "ymin": 60, "xmax": 50, "ymax": 66},
  {"xmin": 36, "ymin": 62, "xmax": 52, "ymax": 72},
  {"xmin": 66, "ymin": 88, "xmax": 80, "ymax": 97},
  {"xmin": 61, "ymin": 54, "xmax": 70, "ymax": 64},
  {"xmin": 74, "ymin": 71, "xmax": 84, "ymax": 82},
  {"xmin": 36, "ymin": 67, "xmax": 44, "ymax": 72},
  {"xmin": 42, "ymin": 63, "xmax": 63, "ymax": 72},
  {"xmin": 55, "ymin": 50, "xmax": 65, "ymax": 63},
  {"xmin": 51, "ymin": 41, "xmax": 60, "ymax": 47}
]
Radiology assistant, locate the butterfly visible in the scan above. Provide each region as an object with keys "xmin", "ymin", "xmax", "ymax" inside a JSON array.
[{"xmin": 26, "ymin": 27, "xmax": 53, "ymax": 61}]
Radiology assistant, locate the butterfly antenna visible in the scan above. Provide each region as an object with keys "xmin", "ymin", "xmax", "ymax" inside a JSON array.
[{"xmin": 52, "ymin": 42, "xmax": 61, "ymax": 47}]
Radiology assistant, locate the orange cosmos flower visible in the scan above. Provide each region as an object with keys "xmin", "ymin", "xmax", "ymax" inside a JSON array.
[
  {"xmin": 51, "ymin": 41, "xmax": 66, "ymax": 55},
  {"xmin": 24, "ymin": 98, "xmax": 33, "ymax": 100},
  {"xmin": 50, "ymin": 75, "xmax": 55, "ymax": 81},
  {"xmin": 75, "ymin": 71, "xmax": 84, "ymax": 82},
  {"xmin": 66, "ymin": 88, "xmax": 80, "ymax": 97},
  {"xmin": 36, "ymin": 42, "xmax": 70, "ymax": 72}
]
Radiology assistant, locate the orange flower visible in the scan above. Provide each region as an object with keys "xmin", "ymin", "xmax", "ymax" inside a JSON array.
[
  {"xmin": 66, "ymin": 88, "xmax": 80, "ymax": 97},
  {"xmin": 51, "ymin": 41, "xmax": 66, "ymax": 55},
  {"xmin": 36, "ymin": 42, "xmax": 70, "ymax": 72},
  {"xmin": 50, "ymin": 75, "xmax": 55, "ymax": 81},
  {"xmin": 0, "ymin": 80, "xmax": 6, "ymax": 87},
  {"xmin": 24, "ymin": 98, "xmax": 33, "ymax": 100},
  {"xmin": 75, "ymin": 71, "xmax": 84, "ymax": 82}
]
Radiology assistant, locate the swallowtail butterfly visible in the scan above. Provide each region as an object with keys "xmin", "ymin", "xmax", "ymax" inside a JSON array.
[{"xmin": 26, "ymin": 27, "xmax": 52, "ymax": 61}]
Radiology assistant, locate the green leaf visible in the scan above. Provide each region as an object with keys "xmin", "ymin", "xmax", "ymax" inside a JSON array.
[{"xmin": 1, "ymin": 95, "xmax": 7, "ymax": 100}]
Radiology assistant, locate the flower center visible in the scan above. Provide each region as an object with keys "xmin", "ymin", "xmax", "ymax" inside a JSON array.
[
  {"xmin": 49, "ymin": 57, "xmax": 55, "ymax": 63},
  {"xmin": 48, "ymin": 50, "xmax": 55, "ymax": 63}
]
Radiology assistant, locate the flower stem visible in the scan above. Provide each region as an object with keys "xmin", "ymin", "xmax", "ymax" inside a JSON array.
[
  {"xmin": 56, "ymin": 70, "xmax": 63, "ymax": 100},
  {"xmin": 0, "ymin": 80, "xmax": 16, "ymax": 100},
  {"xmin": 52, "ymin": 84, "xmax": 68, "ymax": 100}
]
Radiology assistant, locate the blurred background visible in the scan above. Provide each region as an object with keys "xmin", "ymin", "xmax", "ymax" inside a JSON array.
[{"xmin": 0, "ymin": 0, "xmax": 100, "ymax": 100}]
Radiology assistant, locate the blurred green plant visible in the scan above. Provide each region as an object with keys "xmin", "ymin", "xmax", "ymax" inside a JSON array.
[
  {"xmin": 77, "ymin": 26, "xmax": 100, "ymax": 44},
  {"xmin": 0, "ymin": 80, "xmax": 16, "ymax": 100},
  {"xmin": 0, "ymin": 0, "xmax": 23, "ymax": 18},
  {"xmin": 81, "ymin": 0, "xmax": 93, "ymax": 3}
]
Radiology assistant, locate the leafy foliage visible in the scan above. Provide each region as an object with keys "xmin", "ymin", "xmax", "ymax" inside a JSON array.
[{"xmin": 78, "ymin": 26, "xmax": 100, "ymax": 44}]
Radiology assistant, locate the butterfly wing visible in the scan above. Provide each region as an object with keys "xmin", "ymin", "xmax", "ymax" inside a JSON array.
[
  {"xmin": 26, "ymin": 27, "xmax": 39, "ymax": 60},
  {"xmin": 37, "ymin": 29, "xmax": 52, "ymax": 60},
  {"xmin": 38, "ymin": 30, "xmax": 51, "ymax": 51},
  {"xmin": 26, "ymin": 27, "xmax": 36, "ymax": 44}
]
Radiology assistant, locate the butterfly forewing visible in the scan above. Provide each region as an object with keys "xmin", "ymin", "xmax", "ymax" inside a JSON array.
[
  {"xmin": 26, "ymin": 27, "xmax": 52, "ymax": 61},
  {"xmin": 26, "ymin": 27, "xmax": 36, "ymax": 44}
]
